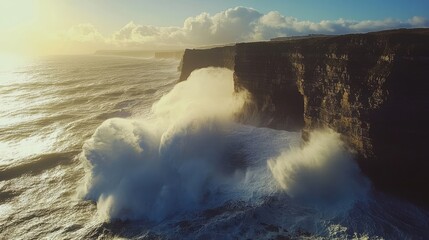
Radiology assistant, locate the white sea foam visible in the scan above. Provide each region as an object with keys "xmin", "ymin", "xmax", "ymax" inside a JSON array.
[
  {"xmin": 268, "ymin": 129, "xmax": 370, "ymax": 211},
  {"xmin": 2, "ymin": 55, "xmax": 426, "ymax": 239},
  {"xmin": 80, "ymin": 67, "xmax": 369, "ymax": 222},
  {"xmin": 79, "ymin": 68, "xmax": 254, "ymax": 221}
]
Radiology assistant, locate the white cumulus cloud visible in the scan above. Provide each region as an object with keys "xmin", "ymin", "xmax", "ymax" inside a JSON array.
[
  {"xmin": 61, "ymin": 23, "xmax": 105, "ymax": 43},
  {"xmin": 59, "ymin": 7, "xmax": 429, "ymax": 51}
]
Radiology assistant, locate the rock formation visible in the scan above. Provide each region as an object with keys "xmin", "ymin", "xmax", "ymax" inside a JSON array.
[
  {"xmin": 179, "ymin": 28, "xmax": 429, "ymax": 206},
  {"xmin": 179, "ymin": 46, "xmax": 236, "ymax": 81}
]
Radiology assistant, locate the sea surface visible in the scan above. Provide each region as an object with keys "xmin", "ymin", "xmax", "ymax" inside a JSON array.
[{"xmin": 0, "ymin": 55, "xmax": 428, "ymax": 239}]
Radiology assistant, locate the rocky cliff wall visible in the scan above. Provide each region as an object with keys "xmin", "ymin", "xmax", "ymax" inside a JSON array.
[
  {"xmin": 179, "ymin": 46, "xmax": 236, "ymax": 81},
  {"xmin": 179, "ymin": 29, "xmax": 429, "ymax": 206}
]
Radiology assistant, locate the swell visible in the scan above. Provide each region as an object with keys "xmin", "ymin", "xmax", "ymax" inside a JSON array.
[
  {"xmin": 0, "ymin": 55, "xmax": 184, "ymax": 240},
  {"xmin": 0, "ymin": 151, "xmax": 78, "ymax": 181}
]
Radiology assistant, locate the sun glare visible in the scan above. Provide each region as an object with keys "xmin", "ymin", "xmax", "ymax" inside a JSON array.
[
  {"xmin": 0, "ymin": 1, "xmax": 40, "ymax": 55},
  {"xmin": 0, "ymin": 1, "xmax": 37, "ymax": 30}
]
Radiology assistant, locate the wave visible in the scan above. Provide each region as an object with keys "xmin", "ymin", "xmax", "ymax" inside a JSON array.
[
  {"xmin": 0, "ymin": 151, "xmax": 78, "ymax": 181},
  {"xmin": 79, "ymin": 68, "xmax": 254, "ymax": 221},
  {"xmin": 79, "ymin": 67, "xmax": 369, "ymax": 223},
  {"xmin": 268, "ymin": 129, "xmax": 370, "ymax": 211}
]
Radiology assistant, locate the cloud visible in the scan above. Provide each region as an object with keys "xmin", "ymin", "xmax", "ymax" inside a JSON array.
[
  {"xmin": 59, "ymin": 7, "xmax": 429, "ymax": 51},
  {"xmin": 61, "ymin": 23, "xmax": 105, "ymax": 43},
  {"xmin": 110, "ymin": 21, "xmax": 171, "ymax": 46},
  {"xmin": 208, "ymin": 7, "xmax": 262, "ymax": 43},
  {"xmin": 48, "ymin": 23, "xmax": 110, "ymax": 54},
  {"xmin": 106, "ymin": 7, "xmax": 262, "ymax": 47},
  {"xmin": 255, "ymin": 11, "xmax": 428, "ymax": 39}
]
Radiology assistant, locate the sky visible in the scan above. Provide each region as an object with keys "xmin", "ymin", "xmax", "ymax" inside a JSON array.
[{"xmin": 0, "ymin": 0, "xmax": 428, "ymax": 55}]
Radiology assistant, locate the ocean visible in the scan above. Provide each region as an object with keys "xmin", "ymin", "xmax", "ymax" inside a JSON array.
[{"xmin": 0, "ymin": 55, "xmax": 428, "ymax": 239}]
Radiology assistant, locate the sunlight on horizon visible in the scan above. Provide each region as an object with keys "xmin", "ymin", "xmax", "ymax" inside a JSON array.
[
  {"xmin": 0, "ymin": 1, "xmax": 84, "ymax": 56},
  {"xmin": 0, "ymin": 1, "xmax": 429, "ymax": 239},
  {"xmin": 0, "ymin": 1, "xmax": 428, "ymax": 56},
  {"xmin": 0, "ymin": 54, "xmax": 35, "ymax": 70}
]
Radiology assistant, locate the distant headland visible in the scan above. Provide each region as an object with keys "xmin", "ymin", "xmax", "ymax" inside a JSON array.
[{"xmin": 94, "ymin": 49, "xmax": 184, "ymax": 59}]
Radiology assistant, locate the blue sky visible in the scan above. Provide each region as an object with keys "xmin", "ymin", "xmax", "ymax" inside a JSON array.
[
  {"xmin": 1, "ymin": 0, "xmax": 428, "ymax": 54},
  {"xmin": 48, "ymin": 0, "xmax": 429, "ymax": 34}
]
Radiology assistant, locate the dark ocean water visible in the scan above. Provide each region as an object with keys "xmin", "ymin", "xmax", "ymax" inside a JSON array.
[{"xmin": 0, "ymin": 55, "xmax": 428, "ymax": 239}]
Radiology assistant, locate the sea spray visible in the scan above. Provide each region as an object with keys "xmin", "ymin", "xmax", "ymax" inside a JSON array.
[
  {"xmin": 80, "ymin": 67, "xmax": 370, "ymax": 223},
  {"xmin": 268, "ymin": 129, "xmax": 370, "ymax": 211},
  {"xmin": 79, "ymin": 68, "xmax": 253, "ymax": 221},
  {"xmin": 3, "ymin": 54, "xmax": 427, "ymax": 239}
]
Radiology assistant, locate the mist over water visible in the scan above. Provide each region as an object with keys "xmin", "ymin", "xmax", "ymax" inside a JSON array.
[
  {"xmin": 80, "ymin": 68, "xmax": 253, "ymax": 221},
  {"xmin": 268, "ymin": 129, "xmax": 370, "ymax": 210},
  {"xmin": 80, "ymin": 67, "xmax": 371, "ymax": 223},
  {"xmin": 1, "ymin": 56, "xmax": 429, "ymax": 239}
]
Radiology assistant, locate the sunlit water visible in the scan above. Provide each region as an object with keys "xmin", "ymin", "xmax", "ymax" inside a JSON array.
[
  {"xmin": 1, "ymin": 55, "xmax": 428, "ymax": 239},
  {"xmin": 0, "ymin": 55, "xmax": 178, "ymax": 239}
]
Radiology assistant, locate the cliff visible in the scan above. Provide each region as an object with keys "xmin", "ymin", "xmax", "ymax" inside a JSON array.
[
  {"xmin": 179, "ymin": 28, "xmax": 429, "ymax": 206},
  {"xmin": 179, "ymin": 46, "xmax": 236, "ymax": 81}
]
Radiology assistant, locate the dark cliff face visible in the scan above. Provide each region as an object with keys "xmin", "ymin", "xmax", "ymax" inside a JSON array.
[
  {"xmin": 179, "ymin": 46, "xmax": 236, "ymax": 81},
  {"xmin": 179, "ymin": 28, "xmax": 429, "ymax": 206},
  {"xmin": 234, "ymin": 42, "xmax": 306, "ymax": 131}
]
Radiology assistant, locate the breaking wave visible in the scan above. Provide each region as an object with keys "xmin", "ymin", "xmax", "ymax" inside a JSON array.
[
  {"xmin": 79, "ymin": 67, "xmax": 370, "ymax": 222},
  {"xmin": 268, "ymin": 129, "xmax": 370, "ymax": 211}
]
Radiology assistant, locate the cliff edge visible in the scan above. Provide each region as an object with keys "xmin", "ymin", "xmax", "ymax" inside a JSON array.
[{"xmin": 179, "ymin": 28, "xmax": 429, "ymax": 206}]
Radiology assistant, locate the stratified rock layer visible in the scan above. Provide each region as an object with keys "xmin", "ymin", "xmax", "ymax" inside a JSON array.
[{"xmin": 179, "ymin": 29, "xmax": 429, "ymax": 205}]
